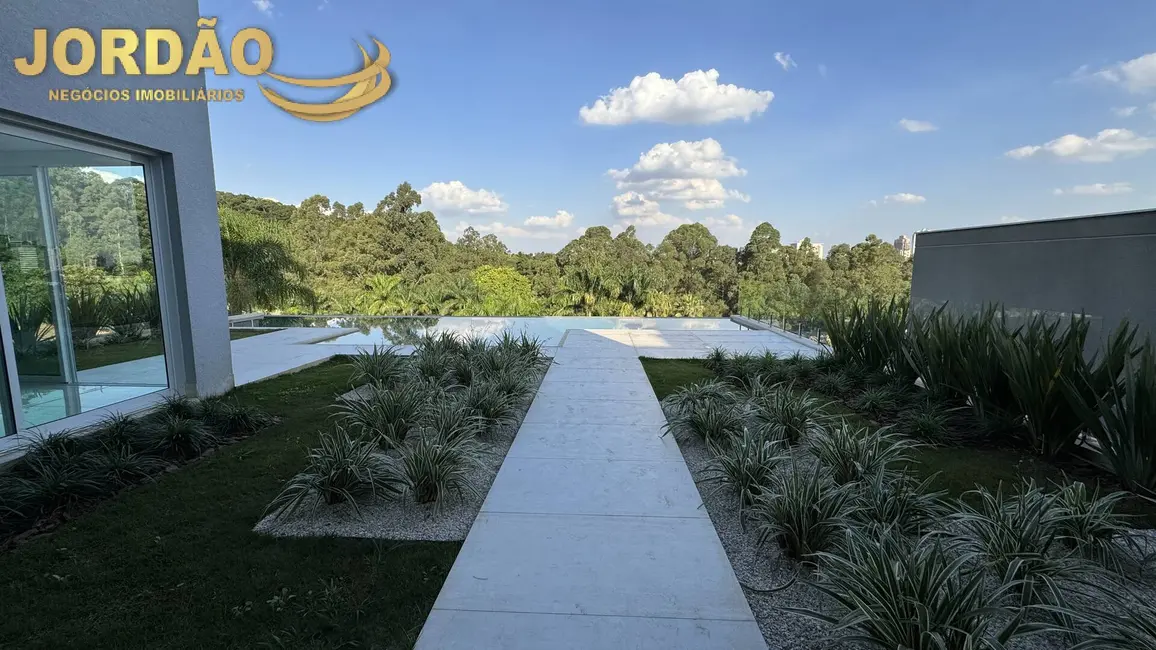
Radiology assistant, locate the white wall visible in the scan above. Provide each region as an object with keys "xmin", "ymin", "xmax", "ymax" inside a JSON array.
[{"xmin": 0, "ymin": 0, "xmax": 234, "ymax": 396}]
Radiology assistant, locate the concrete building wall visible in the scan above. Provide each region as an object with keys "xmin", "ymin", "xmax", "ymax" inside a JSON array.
[
  {"xmin": 0, "ymin": 0, "xmax": 233, "ymax": 396},
  {"xmin": 910, "ymin": 210, "xmax": 1156, "ymax": 349}
]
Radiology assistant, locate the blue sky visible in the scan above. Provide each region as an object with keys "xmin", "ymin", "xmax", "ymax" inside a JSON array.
[{"xmin": 201, "ymin": 0, "xmax": 1156, "ymax": 252}]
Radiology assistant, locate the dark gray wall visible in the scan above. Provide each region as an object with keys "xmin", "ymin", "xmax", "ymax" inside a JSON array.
[
  {"xmin": 910, "ymin": 210, "xmax": 1156, "ymax": 349},
  {"xmin": 0, "ymin": 0, "xmax": 233, "ymax": 396}
]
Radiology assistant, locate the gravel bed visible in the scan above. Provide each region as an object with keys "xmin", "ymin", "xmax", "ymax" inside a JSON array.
[
  {"xmin": 661, "ymin": 403, "xmax": 1156, "ymax": 650},
  {"xmin": 254, "ymin": 368, "xmax": 546, "ymax": 541}
]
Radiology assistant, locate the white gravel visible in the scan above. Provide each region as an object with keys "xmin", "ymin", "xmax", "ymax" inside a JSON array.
[
  {"xmin": 254, "ymin": 367, "xmax": 546, "ymax": 541},
  {"xmin": 662, "ymin": 403, "xmax": 1154, "ymax": 650}
]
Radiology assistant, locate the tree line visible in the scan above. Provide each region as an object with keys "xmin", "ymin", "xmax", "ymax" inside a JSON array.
[{"xmin": 220, "ymin": 182, "xmax": 913, "ymax": 318}]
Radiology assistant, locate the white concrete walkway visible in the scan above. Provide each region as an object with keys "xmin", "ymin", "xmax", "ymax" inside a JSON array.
[{"xmin": 415, "ymin": 330, "xmax": 767, "ymax": 649}]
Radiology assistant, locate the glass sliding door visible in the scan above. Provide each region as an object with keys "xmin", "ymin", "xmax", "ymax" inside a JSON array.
[{"xmin": 0, "ymin": 130, "xmax": 169, "ymax": 432}]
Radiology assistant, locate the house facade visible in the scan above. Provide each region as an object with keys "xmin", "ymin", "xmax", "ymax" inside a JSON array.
[{"xmin": 0, "ymin": 0, "xmax": 232, "ymax": 448}]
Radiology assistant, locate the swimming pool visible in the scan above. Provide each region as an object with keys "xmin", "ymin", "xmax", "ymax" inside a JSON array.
[{"xmin": 237, "ymin": 316, "xmax": 744, "ymax": 347}]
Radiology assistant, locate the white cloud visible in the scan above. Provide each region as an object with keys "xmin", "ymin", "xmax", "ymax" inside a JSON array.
[
  {"xmin": 253, "ymin": 0, "xmax": 274, "ymax": 15},
  {"xmin": 523, "ymin": 210, "xmax": 574, "ymax": 228},
  {"xmin": 420, "ymin": 181, "xmax": 507, "ymax": 214},
  {"xmin": 898, "ymin": 118, "xmax": 938, "ymax": 133},
  {"xmin": 999, "ymin": 215, "xmax": 1025, "ymax": 224},
  {"xmin": 260, "ymin": 196, "xmax": 287, "ymax": 204},
  {"xmin": 1053, "ymin": 182, "xmax": 1133, "ymax": 196},
  {"xmin": 84, "ymin": 168, "xmax": 125, "ymax": 183},
  {"xmin": 1087, "ymin": 52, "xmax": 1156, "ymax": 93},
  {"xmin": 1004, "ymin": 129, "xmax": 1156, "ymax": 163},
  {"xmin": 578, "ymin": 69, "xmax": 773, "ymax": 125},
  {"xmin": 1113, "ymin": 106, "xmax": 1139, "ymax": 117},
  {"xmin": 610, "ymin": 192, "xmax": 690, "ymax": 228},
  {"xmin": 454, "ymin": 220, "xmax": 565, "ymax": 240},
  {"xmin": 609, "ymin": 138, "xmax": 745, "ymax": 182},
  {"xmin": 608, "ymin": 139, "xmax": 749, "ymax": 211},
  {"xmin": 818, "ymin": 64, "xmax": 828, "ymax": 77},
  {"xmin": 881, "ymin": 193, "xmax": 927, "ymax": 204},
  {"xmin": 774, "ymin": 52, "xmax": 796, "ymax": 71},
  {"xmin": 703, "ymin": 214, "xmax": 744, "ymax": 228}
]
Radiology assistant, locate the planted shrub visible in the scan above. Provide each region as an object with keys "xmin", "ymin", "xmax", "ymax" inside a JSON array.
[
  {"xmin": 698, "ymin": 428, "xmax": 786, "ymax": 524},
  {"xmin": 416, "ymin": 331, "xmax": 465, "ymax": 357},
  {"xmin": 821, "ymin": 298, "xmax": 910, "ymax": 378},
  {"xmin": 853, "ymin": 471, "xmax": 948, "ymax": 536},
  {"xmin": 810, "ymin": 370, "xmax": 852, "ymax": 399},
  {"xmin": 997, "ymin": 314, "xmax": 1092, "ymax": 459},
  {"xmin": 199, "ymin": 397, "xmax": 274, "ymax": 437},
  {"xmin": 335, "ymin": 383, "xmax": 425, "ymax": 449},
  {"xmin": 5, "ymin": 447, "xmax": 113, "ymax": 516},
  {"xmin": 398, "ymin": 434, "xmax": 478, "ymax": 506},
  {"xmin": 147, "ymin": 414, "xmax": 217, "ymax": 460},
  {"xmin": 424, "ymin": 399, "xmax": 483, "ymax": 446},
  {"xmin": 158, "ymin": 394, "xmax": 200, "ymax": 420},
  {"xmin": 782, "ymin": 351, "xmax": 817, "ymax": 381},
  {"xmin": 487, "ymin": 368, "xmax": 534, "ymax": 403},
  {"xmin": 1054, "ymin": 583, "xmax": 1156, "ymax": 649},
  {"xmin": 88, "ymin": 444, "xmax": 166, "ymax": 486},
  {"xmin": 90, "ymin": 413, "xmax": 147, "ymax": 450},
  {"xmin": 749, "ymin": 385, "xmax": 829, "ymax": 445},
  {"xmin": 850, "ymin": 385, "xmax": 903, "ymax": 419},
  {"xmin": 662, "ymin": 399, "xmax": 746, "ymax": 448},
  {"xmin": 1066, "ymin": 340, "xmax": 1156, "ymax": 495},
  {"xmin": 266, "ymin": 426, "xmax": 404, "ymax": 520},
  {"xmin": 703, "ymin": 346, "xmax": 729, "ymax": 373},
  {"xmin": 411, "ymin": 349, "xmax": 455, "ymax": 386},
  {"xmin": 349, "ymin": 345, "xmax": 407, "ymax": 387},
  {"xmin": 459, "ymin": 381, "xmax": 518, "ymax": 433},
  {"xmin": 795, "ymin": 527, "xmax": 1028, "ymax": 650},
  {"xmin": 721, "ymin": 352, "xmax": 761, "ymax": 389},
  {"xmin": 1053, "ymin": 481, "xmax": 1140, "ymax": 574},
  {"xmin": 807, "ymin": 423, "xmax": 916, "ymax": 485},
  {"xmin": 753, "ymin": 461, "xmax": 856, "ymax": 562},
  {"xmin": 896, "ymin": 399, "xmax": 953, "ymax": 442},
  {"xmin": 953, "ymin": 481, "xmax": 1082, "ymax": 602},
  {"xmin": 660, "ymin": 379, "xmax": 736, "ymax": 417}
]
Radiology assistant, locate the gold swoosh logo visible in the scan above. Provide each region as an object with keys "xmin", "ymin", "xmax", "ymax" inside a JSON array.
[{"xmin": 258, "ymin": 38, "xmax": 392, "ymax": 122}]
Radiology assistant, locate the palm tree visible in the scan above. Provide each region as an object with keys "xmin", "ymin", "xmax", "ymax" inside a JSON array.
[
  {"xmin": 619, "ymin": 267, "xmax": 651, "ymax": 308},
  {"xmin": 219, "ymin": 208, "xmax": 312, "ymax": 314},
  {"xmin": 559, "ymin": 268, "xmax": 609, "ymax": 316},
  {"xmin": 642, "ymin": 290, "xmax": 675, "ymax": 318},
  {"xmin": 440, "ymin": 276, "xmax": 479, "ymax": 315},
  {"xmin": 359, "ymin": 274, "xmax": 410, "ymax": 315}
]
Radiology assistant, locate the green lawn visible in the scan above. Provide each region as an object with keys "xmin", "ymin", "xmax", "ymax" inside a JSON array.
[
  {"xmin": 18, "ymin": 328, "xmax": 274, "ymax": 375},
  {"xmin": 639, "ymin": 357, "xmax": 1156, "ymax": 523},
  {"xmin": 0, "ymin": 359, "xmax": 458, "ymax": 649}
]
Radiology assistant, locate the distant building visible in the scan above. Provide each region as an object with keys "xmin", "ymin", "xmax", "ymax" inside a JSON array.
[
  {"xmin": 793, "ymin": 239, "xmax": 824, "ymax": 259},
  {"xmin": 893, "ymin": 234, "xmax": 913, "ymax": 259}
]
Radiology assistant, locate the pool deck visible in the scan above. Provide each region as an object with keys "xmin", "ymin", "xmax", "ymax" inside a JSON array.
[{"xmin": 414, "ymin": 330, "xmax": 773, "ymax": 649}]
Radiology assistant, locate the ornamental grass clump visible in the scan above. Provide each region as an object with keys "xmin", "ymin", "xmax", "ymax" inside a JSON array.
[
  {"xmin": 807, "ymin": 423, "xmax": 916, "ymax": 485},
  {"xmin": 349, "ymin": 345, "xmax": 408, "ymax": 387},
  {"xmin": 698, "ymin": 428, "xmax": 786, "ymax": 525},
  {"xmin": 953, "ymin": 481, "xmax": 1084, "ymax": 603},
  {"xmin": 335, "ymin": 382, "xmax": 425, "ymax": 449},
  {"xmin": 1053, "ymin": 481, "xmax": 1141, "ymax": 574},
  {"xmin": 853, "ymin": 471, "xmax": 948, "ymax": 536},
  {"xmin": 199, "ymin": 397, "xmax": 275, "ymax": 437},
  {"xmin": 459, "ymin": 381, "xmax": 518, "ymax": 433},
  {"xmin": 792, "ymin": 527, "xmax": 1029, "ymax": 650},
  {"xmin": 896, "ymin": 399, "xmax": 954, "ymax": 443},
  {"xmin": 810, "ymin": 370, "xmax": 853, "ymax": 399},
  {"xmin": 660, "ymin": 379, "xmax": 736, "ymax": 417},
  {"xmin": 850, "ymin": 385, "xmax": 904, "ymax": 419},
  {"xmin": 662, "ymin": 399, "xmax": 746, "ymax": 448},
  {"xmin": 749, "ymin": 384, "xmax": 830, "ymax": 445},
  {"xmin": 266, "ymin": 425, "xmax": 404, "ymax": 520},
  {"xmin": 752, "ymin": 461, "xmax": 856, "ymax": 562},
  {"xmin": 398, "ymin": 434, "xmax": 478, "ymax": 507},
  {"xmin": 2, "ymin": 446, "xmax": 114, "ymax": 517},
  {"xmin": 423, "ymin": 398, "xmax": 484, "ymax": 446},
  {"xmin": 146, "ymin": 414, "xmax": 217, "ymax": 460}
]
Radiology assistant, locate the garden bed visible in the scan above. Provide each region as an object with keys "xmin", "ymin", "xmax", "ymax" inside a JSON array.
[
  {"xmin": 256, "ymin": 333, "xmax": 552, "ymax": 542},
  {"xmin": 642, "ymin": 356, "xmax": 1156, "ymax": 650}
]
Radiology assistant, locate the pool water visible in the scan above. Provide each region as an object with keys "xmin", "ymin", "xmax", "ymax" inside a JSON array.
[{"xmin": 241, "ymin": 316, "xmax": 743, "ymax": 347}]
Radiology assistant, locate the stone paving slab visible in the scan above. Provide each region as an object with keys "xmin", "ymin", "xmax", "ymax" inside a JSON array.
[
  {"xmin": 418, "ymin": 609, "xmax": 767, "ymax": 649},
  {"xmin": 520, "ymin": 397, "xmax": 667, "ymax": 426},
  {"xmin": 506, "ymin": 422, "xmax": 684, "ymax": 461},
  {"xmin": 429, "ymin": 512, "xmax": 754, "ymax": 621},
  {"xmin": 481, "ymin": 457, "xmax": 706, "ymax": 518},
  {"xmin": 534, "ymin": 381, "xmax": 656, "ymax": 401}
]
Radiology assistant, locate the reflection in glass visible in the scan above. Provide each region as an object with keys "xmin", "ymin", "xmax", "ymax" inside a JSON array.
[{"xmin": 0, "ymin": 132, "xmax": 168, "ymax": 431}]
